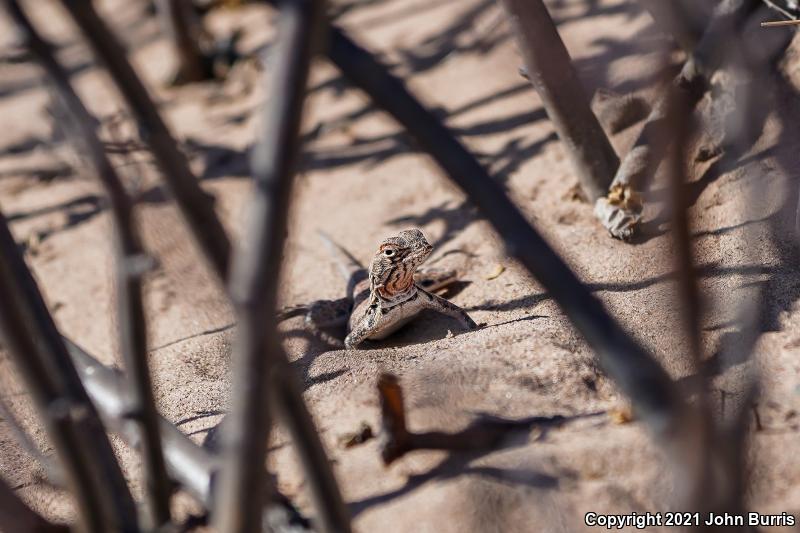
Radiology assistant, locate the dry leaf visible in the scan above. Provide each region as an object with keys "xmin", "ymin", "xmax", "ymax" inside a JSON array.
[
  {"xmin": 486, "ymin": 263, "xmax": 505, "ymax": 280},
  {"xmin": 595, "ymin": 183, "xmax": 644, "ymax": 240},
  {"xmin": 609, "ymin": 405, "xmax": 634, "ymax": 425},
  {"xmin": 606, "ymin": 183, "xmax": 643, "ymax": 214}
]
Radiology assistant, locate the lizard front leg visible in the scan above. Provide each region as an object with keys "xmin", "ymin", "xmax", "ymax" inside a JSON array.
[
  {"xmin": 345, "ymin": 304, "xmax": 381, "ymax": 349},
  {"xmin": 418, "ymin": 287, "xmax": 477, "ymax": 330}
]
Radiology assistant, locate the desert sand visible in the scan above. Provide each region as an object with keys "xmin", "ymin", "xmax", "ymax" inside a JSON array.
[{"xmin": 2, "ymin": 0, "xmax": 800, "ymax": 531}]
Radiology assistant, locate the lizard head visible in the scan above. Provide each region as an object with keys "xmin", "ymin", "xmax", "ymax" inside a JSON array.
[{"xmin": 369, "ymin": 228, "xmax": 433, "ymax": 299}]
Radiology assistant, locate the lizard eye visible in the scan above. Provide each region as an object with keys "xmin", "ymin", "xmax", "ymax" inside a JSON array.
[{"xmin": 383, "ymin": 249, "xmax": 395, "ymax": 256}]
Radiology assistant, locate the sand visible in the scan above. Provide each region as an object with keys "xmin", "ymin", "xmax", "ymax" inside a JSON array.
[{"xmin": 2, "ymin": 0, "xmax": 800, "ymax": 531}]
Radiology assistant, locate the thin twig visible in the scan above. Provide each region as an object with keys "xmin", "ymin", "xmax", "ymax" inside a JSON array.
[
  {"xmin": 102, "ymin": 140, "xmax": 149, "ymax": 154},
  {"xmin": 215, "ymin": 0, "xmax": 350, "ymax": 532},
  {"xmin": 761, "ymin": 0, "xmax": 797, "ymax": 19},
  {"xmin": 57, "ymin": 0, "xmax": 232, "ymax": 279},
  {"xmin": 761, "ymin": 18, "xmax": 800, "ymax": 25},
  {"xmin": 6, "ymin": 1, "xmax": 173, "ymax": 525},
  {"xmin": 376, "ymin": 373, "xmax": 596, "ymax": 464}
]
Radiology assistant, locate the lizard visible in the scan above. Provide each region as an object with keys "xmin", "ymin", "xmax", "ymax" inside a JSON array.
[{"xmin": 277, "ymin": 229, "xmax": 477, "ymax": 349}]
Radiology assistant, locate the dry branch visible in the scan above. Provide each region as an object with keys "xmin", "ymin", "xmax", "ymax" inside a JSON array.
[
  {"xmin": 702, "ymin": 5, "xmax": 792, "ymax": 521},
  {"xmin": 761, "ymin": 0, "xmax": 800, "ymax": 19},
  {"xmin": 595, "ymin": 0, "xmax": 761, "ymax": 240},
  {"xmin": 57, "ymin": 0, "xmax": 232, "ymax": 279},
  {"xmin": 498, "ymin": 0, "xmax": 619, "ymax": 201},
  {"xmin": 761, "ymin": 18, "xmax": 800, "ymax": 25},
  {"xmin": 4, "ymin": 1, "xmax": 174, "ymax": 525},
  {"xmin": 660, "ymin": 55, "xmax": 714, "ymax": 519},
  {"xmin": 63, "ymin": 339, "xmax": 313, "ymax": 533},
  {"xmin": 215, "ymin": 0, "xmax": 350, "ymax": 532},
  {"xmin": 376, "ymin": 374, "xmax": 575, "ymax": 465},
  {"xmin": 0, "ymin": 205, "xmax": 138, "ymax": 532},
  {"xmin": 653, "ymin": 1, "xmax": 792, "ymax": 522}
]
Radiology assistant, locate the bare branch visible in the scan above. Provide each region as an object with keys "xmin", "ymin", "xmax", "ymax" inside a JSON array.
[
  {"xmin": 57, "ymin": 0, "xmax": 232, "ymax": 279},
  {"xmin": 595, "ymin": 0, "xmax": 761, "ymax": 240},
  {"xmin": 0, "ymin": 208, "xmax": 138, "ymax": 531},
  {"xmin": 5, "ymin": 1, "xmax": 175, "ymax": 525},
  {"xmin": 216, "ymin": 0, "xmax": 350, "ymax": 532},
  {"xmin": 376, "ymin": 374, "xmax": 597, "ymax": 465},
  {"xmin": 64, "ymin": 339, "xmax": 313, "ymax": 533},
  {"xmin": 659, "ymin": 47, "xmax": 714, "ymax": 520},
  {"xmin": 762, "ymin": 18, "xmax": 800, "ymax": 25},
  {"xmin": 497, "ymin": 0, "xmax": 619, "ymax": 201},
  {"xmin": 702, "ymin": 5, "xmax": 793, "ymax": 522},
  {"xmin": 376, "ymin": 374, "xmax": 409, "ymax": 464},
  {"xmin": 761, "ymin": 0, "xmax": 799, "ymax": 19}
]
